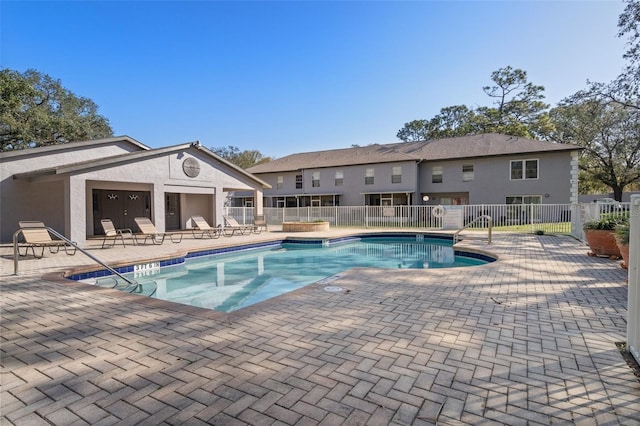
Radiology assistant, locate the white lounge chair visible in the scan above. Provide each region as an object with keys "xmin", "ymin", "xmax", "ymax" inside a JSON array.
[
  {"xmin": 253, "ymin": 215, "xmax": 267, "ymax": 233},
  {"xmin": 190, "ymin": 215, "xmax": 221, "ymax": 239},
  {"xmin": 17, "ymin": 221, "xmax": 77, "ymax": 258},
  {"xmin": 100, "ymin": 219, "xmax": 134, "ymax": 248},
  {"xmin": 222, "ymin": 215, "xmax": 255, "ymax": 236},
  {"xmin": 133, "ymin": 217, "xmax": 183, "ymax": 244}
]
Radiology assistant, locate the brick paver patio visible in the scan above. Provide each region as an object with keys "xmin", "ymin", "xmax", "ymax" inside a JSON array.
[{"xmin": 1, "ymin": 230, "xmax": 638, "ymax": 425}]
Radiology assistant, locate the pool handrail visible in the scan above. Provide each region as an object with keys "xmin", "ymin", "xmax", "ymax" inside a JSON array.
[
  {"xmin": 13, "ymin": 225, "xmax": 140, "ymax": 292},
  {"xmin": 453, "ymin": 215, "xmax": 492, "ymax": 245}
]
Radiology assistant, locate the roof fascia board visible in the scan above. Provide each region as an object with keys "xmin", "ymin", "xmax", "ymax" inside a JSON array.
[
  {"xmin": 424, "ymin": 147, "xmax": 582, "ymax": 163},
  {"xmin": 251, "ymin": 158, "xmax": 420, "ymax": 174},
  {"xmin": 194, "ymin": 144, "xmax": 271, "ymax": 189},
  {"xmin": 12, "ymin": 144, "xmax": 193, "ymax": 179},
  {"xmin": 13, "ymin": 141, "xmax": 272, "ymax": 189},
  {"xmin": 261, "ymin": 192, "xmax": 344, "ymax": 197},
  {"xmin": 0, "ymin": 136, "xmax": 149, "ymax": 160}
]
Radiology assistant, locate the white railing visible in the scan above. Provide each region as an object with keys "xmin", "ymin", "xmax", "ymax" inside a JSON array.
[
  {"xmin": 628, "ymin": 195, "xmax": 639, "ymax": 365},
  {"xmin": 226, "ymin": 203, "xmax": 630, "ymax": 239},
  {"xmin": 453, "ymin": 215, "xmax": 492, "ymax": 244}
]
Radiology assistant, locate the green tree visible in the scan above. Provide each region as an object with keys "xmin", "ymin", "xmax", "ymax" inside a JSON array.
[
  {"xmin": 481, "ymin": 66, "xmax": 553, "ymax": 138},
  {"xmin": 555, "ymin": 0, "xmax": 640, "ymax": 197},
  {"xmin": 575, "ymin": 0, "xmax": 639, "ymax": 110},
  {"xmin": 396, "ymin": 119, "xmax": 431, "ymax": 142},
  {"xmin": 0, "ymin": 69, "xmax": 113, "ymax": 151},
  {"xmin": 550, "ymin": 99, "xmax": 640, "ymax": 200},
  {"xmin": 610, "ymin": 0, "xmax": 639, "ymax": 106},
  {"xmin": 397, "ymin": 66, "xmax": 553, "ymax": 142},
  {"xmin": 211, "ymin": 145, "xmax": 271, "ymax": 169}
]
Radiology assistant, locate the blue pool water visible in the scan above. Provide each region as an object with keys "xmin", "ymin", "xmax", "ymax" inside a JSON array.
[{"xmin": 92, "ymin": 236, "xmax": 493, "ymax": 313}]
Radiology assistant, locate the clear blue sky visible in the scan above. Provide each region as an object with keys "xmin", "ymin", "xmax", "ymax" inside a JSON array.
[{"xmin": 1, "ymin": 1, "xmax": 627, "ymax": 158}]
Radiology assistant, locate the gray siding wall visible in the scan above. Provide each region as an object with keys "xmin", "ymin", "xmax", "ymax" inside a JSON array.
[
  {"xmin": 418, "ymin": 151, "xmax": 573, "ymax": 204},
  {"xmin": 256, "ymin": 161, "xmax": 418, "ymax": 205},
  {"xmin": 249, "ymin": 151, "xmax": 575, "ymax": 207}
]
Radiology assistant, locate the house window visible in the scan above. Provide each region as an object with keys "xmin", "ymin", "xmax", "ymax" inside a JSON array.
[
  {"xmin": 296, "ymin": 174, "xmax": 303, "ymax": 189},
  {"xmin": 276, "ymin": 176, "xmax": 283, "ymax": 190},
  {"xmin": 365, "ymin": 168, "xmax": 374, "ymax": 185},
  {"xmin": 506, "ymin": 195, "xmax": 542, "ymax": 205},
  {"xmin": 312, "ymin": 172, "xmax": 320, "ymax": 188},
  {"xmin": 462, "ymin": 164, "xmax": 474, "ymax": 182},
  {"xmin": 392, "ymin": 166, "xmax": 402, "ymax": 184},
  {"xmin": 432, "ymin": 166, "xmax": 443, "ymax": 184},
  {"xmin": 505, "ymin": 195, "xmax": 542, "ymax": 223},
  {"xmin": 335, "ymin": 171, "xmax": 343, "ymax": 186},
  {"xmin": 511, "ymin": 159, "xmax": 538, "ymax": 180}
]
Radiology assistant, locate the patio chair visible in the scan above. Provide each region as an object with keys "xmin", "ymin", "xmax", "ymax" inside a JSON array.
[
  {"xmin": 190, "ymin": 215, "xmax": 221, "ymax": 239},
  {"xmin": 253, "ymin": 215, "xmax": 268, "ymax": 233},
  {"xmin": 133, "ymin": 217, "xmax": 183, "ymax": 245},
  {"xmin": 100, "ymin": 219, "xmax": 134, "ymax": 248},
  {"xmin": 222, "ymin": 215, "xmax": 256, "ymax": 236},
  {"xmin": 17, "ymin": 221, "xmax": 77, "ymax": 258}
]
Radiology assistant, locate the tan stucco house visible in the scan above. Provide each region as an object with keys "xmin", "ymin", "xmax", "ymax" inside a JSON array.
[{"xmin": 0, "ymin": 136, "xmax": 270, "ymax": 246}]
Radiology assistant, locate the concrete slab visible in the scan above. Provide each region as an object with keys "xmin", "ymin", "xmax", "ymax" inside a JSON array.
[{"xmin": 1, "ymin": 229, "xmax": 638, "ymax": 425}]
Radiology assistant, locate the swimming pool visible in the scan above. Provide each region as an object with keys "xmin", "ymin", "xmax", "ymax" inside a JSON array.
[{"xmin": 83, "ymin": 235, "xmax": 494, "ymax": 313}]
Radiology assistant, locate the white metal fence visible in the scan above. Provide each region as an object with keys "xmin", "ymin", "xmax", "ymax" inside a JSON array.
[
  {"xmin": 628, "ymin": 195, "xmax": 639, "ymax": 365},
  {"xmin": 225, "ymin": 202, "xmax": 631, "ymax": 239}
]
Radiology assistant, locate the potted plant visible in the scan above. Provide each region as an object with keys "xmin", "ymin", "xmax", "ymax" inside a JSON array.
[
  {"xmin": 583, "ymin": 215, "xmax": 626, "ymax": 258},
  {"xmin": 615, "ymin": 221, "xmax": 630, "ymax": 269}
]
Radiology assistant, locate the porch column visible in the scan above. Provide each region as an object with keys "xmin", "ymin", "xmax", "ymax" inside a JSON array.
[
  {"xmin": 253, "ymin": 189, "xmax": 264, "ymax": 217},
  {"xmin": 214, "ymin": 187, "xmax": 225, "ymax": 227},
  {"xmin": 66, "ymin": 175, "xmax": 87, "ymax": 247},
  {"xmin": 152, "ymin": 185, "xmax": 166, "ymax": 231}
]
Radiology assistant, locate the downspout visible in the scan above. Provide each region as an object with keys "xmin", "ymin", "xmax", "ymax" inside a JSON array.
[{"xmin": 416, "ymin": 159, "xmax": 424, "ymax": 205}]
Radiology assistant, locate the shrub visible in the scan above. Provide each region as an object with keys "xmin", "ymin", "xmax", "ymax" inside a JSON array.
[
  {"xmin": 615, "ymin": 222, "xmax": 630, "ymax": 246},
  {"xmin": 584, "ymin": 214, "xmax": 628, "ymax": 231}
]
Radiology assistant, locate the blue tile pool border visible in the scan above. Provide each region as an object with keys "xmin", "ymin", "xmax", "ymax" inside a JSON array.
[{"xmin": 67, "ymin": 232, "xmax": 494, "ymax": 281}]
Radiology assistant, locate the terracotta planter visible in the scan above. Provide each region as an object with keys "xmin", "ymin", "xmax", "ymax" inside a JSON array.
[
  {"xmin": 584, "ymin": 229, "xmax": 621, "ymax": 258},
  {"xmin": 617, "ymin": 241, "xmax": 630, "ymax": 269}
]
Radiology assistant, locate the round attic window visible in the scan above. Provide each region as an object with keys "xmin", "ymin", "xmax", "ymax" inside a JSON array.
[{"xmin": 182, "ymin": 158, "xmax": 201, "ymax": 178}]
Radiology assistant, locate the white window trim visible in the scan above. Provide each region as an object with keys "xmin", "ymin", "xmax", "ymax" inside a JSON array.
[
  {"xmin": 365, "ymin": 168, "xmax": 374, "ymax": 185},
  {"xmin": 510, "ymin": 159, "xmax": 539, "ymax": 180},
  {"xmin": 392, "ymin": 166, "xmax": 402, "ymax": 184},
  {"xmin": 462, "ymin": 164, "xmax": 474, "ymax": 182},
  {"xmin": 506, "ymin": 195, "xmax": 542, "ymax": 204},
  {"xmin": 432, "ymin": 166, "xmax": 443, "ymax": 183}
]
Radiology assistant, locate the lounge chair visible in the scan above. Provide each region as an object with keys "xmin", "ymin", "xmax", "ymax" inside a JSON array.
[
  {"xmin": 133, "ymin": 217, "xmax": 183, "ymax": 244},
  {"xmin": 190, "ymin": 215, "xmax": 221, "ymax": 239},
  {"xmin": 253, "ymin": 215, "xmax": 268, "ymax": 233},
  {"xmin": 100, "ymin": 219, "xmax": 134, "ymax": 248},
  {"xmin": 17, "ymin": 221, "xmax": 77, "ymax": 258},
  {"xmin": 222, "ymin": 215, "xmax": 256, "ymax": 236}
]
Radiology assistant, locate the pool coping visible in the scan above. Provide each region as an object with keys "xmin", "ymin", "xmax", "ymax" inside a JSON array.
[
  {"xmin": 64, "ymin": 232, "xmax": 497, "ymax": 282},
  {"xmin": 37, "ymin": 231, "xmax": 499, "ymax": 323}
]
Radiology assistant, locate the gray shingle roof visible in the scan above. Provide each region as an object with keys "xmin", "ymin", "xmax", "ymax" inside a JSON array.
[{"xmin": 247, "ymin": 133, "xmax": 581, "ymax": 173}]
